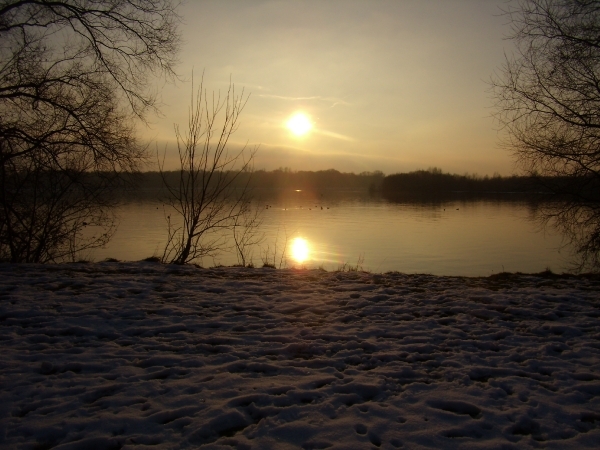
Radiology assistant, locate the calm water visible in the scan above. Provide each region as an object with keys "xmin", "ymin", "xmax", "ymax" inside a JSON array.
[{"xmin": 90, "ymin": 195, "xmax": 574, "ymax": 276}]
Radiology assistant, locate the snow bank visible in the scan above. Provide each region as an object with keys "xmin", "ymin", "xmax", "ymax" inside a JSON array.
[{"xmin": 0, "ymin": 262, "xmax": 599, "ymax": 449}]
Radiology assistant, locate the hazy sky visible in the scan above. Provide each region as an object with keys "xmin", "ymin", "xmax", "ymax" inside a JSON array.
[{"xmin": 149, "ymin": 0, "xmax": 517, "ymax": 175}]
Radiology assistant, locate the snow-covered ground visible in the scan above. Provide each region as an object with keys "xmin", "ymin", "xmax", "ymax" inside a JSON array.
[{"xmin": 0, "ymin": 262, "xmax": 599, "ymax": 449}]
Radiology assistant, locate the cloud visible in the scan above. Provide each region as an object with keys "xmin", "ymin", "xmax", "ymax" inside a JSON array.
[
  {"xmin": 316, "ymin": 129, "xmax": 355, "ymax": 142},
  {"xmin": 257, "ymin": 94, "xmax": 351, "ymax": 107}
]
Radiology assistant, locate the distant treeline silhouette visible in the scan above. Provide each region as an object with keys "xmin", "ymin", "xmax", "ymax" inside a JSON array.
[
  {"xmin": 121, "ymin": 167, "xmax": 597, "ymax": 201},
  {"xmin": 380, "ymin": 168, "xmax": 584, "ymax": 200},
  {"xmin": 129, "ymin": 168, "xmax": 385, "ymax": 197}
]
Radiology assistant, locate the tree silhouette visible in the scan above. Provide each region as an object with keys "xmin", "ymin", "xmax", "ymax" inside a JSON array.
[
  {"xmin": 492, "ymin": 0, "xmax": 600, "ymax": 270},
  {"xmin": 160, "ymin": 75, "xmax": 258, "ymax": 265},
  {"xmin": 0, "ymin": 0, "xmax": 180, "ymax": 262}
]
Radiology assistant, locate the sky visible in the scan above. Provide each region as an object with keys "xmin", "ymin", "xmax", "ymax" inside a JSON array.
[{"xmin": 147, "ymin": 0, "xmax": 518, "ymax": 176}]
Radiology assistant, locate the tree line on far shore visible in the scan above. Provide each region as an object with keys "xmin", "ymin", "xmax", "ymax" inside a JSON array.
[
  {"xmin": 120, "ymin": 167, "xmax": 598, "ymax": 202},
  {"xmin": 380, "ymin": 168, "xmax": 600, "ymax": 201},
  {"xmin": 126, "ymin": 168, "xmax": 385, "ymax": 198}
]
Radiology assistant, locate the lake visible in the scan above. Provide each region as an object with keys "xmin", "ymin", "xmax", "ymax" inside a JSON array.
[{"xmin": 90, "ymin": 193, "xmax": 574, "ymax": 276}]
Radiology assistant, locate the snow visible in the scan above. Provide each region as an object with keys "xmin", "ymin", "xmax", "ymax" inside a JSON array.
[{"xmin": 0, "ymin": 262, "xmax": 599, "ymax": 449}]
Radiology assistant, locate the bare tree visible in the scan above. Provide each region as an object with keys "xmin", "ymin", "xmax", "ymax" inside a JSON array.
[
  {"xmin": 231, "ymin": 198, "xmax": 263, "ymax": 267},
  {"xmin": 0, "ymin": 146, "xmax": 118, "ymax": 262},
  {"xmin": 492, "ymin": 0, "xmax": 600, "ymax": 270},
  {"xmin": 0, "ymin": 0, "xmax": 180, "ymax": 262},
  {"xmin": 160, "ymin": 76, "xmax": 258, "ymax": 265}
]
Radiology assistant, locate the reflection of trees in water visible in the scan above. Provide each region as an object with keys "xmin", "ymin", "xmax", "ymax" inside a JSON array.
[
  {"xmin": 385, "ymin": 187, "xmax": 599, "ymax": 271},
  {"xmin": 523, "ymin": 176, "xmax": 600, "ymax": 272},
  {"xmin": 537, "ymin": 202, "xmax": 600, "ymax": 272}
]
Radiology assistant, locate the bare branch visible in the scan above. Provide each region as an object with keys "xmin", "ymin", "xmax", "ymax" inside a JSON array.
[
  {"xmin": 492, "ymin": 0, "xmax": 600, "ymax": 271},
  {"xmin": 0, "ymin": 0, "xmax": 180, "ymax": 262},
  {"xmin": 159, "ymin": 74, "xmax": 260, "ymax": 265}
]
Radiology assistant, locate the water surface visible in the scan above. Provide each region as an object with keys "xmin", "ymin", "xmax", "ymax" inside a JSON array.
[{"xmin": 91, "ymin": 195, "xmax": 573, "ymax": 276}]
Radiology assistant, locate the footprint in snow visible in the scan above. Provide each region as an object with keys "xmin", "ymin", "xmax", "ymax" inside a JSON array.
[{"xmin": 354, "ymin": 423, "xmax": 367, "ymax": 435}]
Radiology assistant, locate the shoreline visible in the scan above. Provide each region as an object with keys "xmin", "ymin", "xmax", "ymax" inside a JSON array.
[{"xmin": 3, "ymin": 259, "xmax": 599, "ymax": 284}]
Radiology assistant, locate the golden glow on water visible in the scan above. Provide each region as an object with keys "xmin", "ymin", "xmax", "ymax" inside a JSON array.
[
  {"xmin": 290, "ymin": 237, "xmax": 310, "ymax": 263},
  {"xmin": 91, "ymin": 199, "xmax": 574, "ymax": 276}
]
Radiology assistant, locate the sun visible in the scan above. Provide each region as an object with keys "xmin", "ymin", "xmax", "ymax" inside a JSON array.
[
  {"xmin": 290, "ymin": 237, "xmax": 310, "ymax": 263},
  {"xmin": 286, "ymin": 112, "xmax": 312, "ymax": 136}
]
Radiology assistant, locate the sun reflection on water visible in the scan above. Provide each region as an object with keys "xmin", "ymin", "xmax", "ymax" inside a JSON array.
[{"xmin": 290, "ymin": 237, "xmax": 310, "ymax": 263}]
